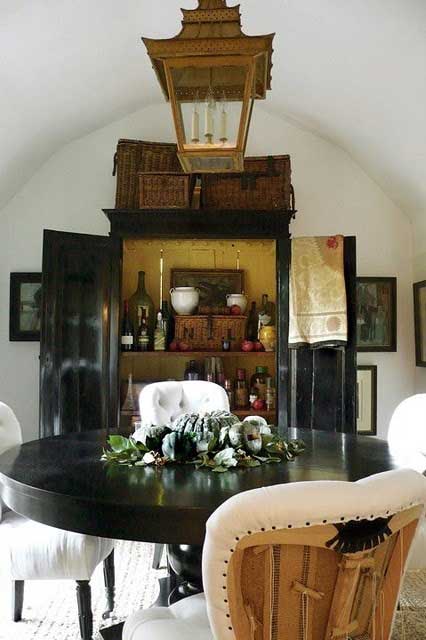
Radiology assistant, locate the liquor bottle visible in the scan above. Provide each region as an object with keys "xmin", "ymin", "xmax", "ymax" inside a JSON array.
[
  {"xmin": 161, "ymin": 300, "xmax": 174, "ymax": 348},
  {"xmin": 136, "ymin": 308, "xmax": 150, "ymax": 352},
  {"xmin": 258, "ymin": 294, "xmax": 276, "ymax": 328},
  {"xmin": 234, "ymin": 368, "xmax": 249, "ymax": 409},
  {"xmin": 154, "ymin": 311, "xmax": 166, "ymax": 351},
  {"xmin": 250, "ymin": 366, "xmax": 271, "ymax": 401},
  {"xmin": 246, "ymin": 301, "xmax": 259, "ymax": 341},
  {"xmin": 128, "ymin": 271, "xmax": 155, "ymax": 350},
  {"xmin": 121, "ymin": 300, "xmax": 134, "ymax": 352},
  {"xmin": 184, "ymin": 360, "xmax": 200, "ymax": 381},
  {"xmin": 224, "ymin": 379, "xmax": 234, "ymax": 410}
]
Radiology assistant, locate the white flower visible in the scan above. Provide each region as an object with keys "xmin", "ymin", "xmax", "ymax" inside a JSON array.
[
  {"xmin": 213, "ymin": 448, "xmax": 238, "ymax": 468},
  {"xmin": 142, "ymin": 452, "xmax": 156, "ymax": 465}
]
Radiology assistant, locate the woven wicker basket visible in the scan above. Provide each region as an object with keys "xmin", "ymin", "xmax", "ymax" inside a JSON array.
[
  {"xmin": 201, "ymin": 155, "xmax": 292, "ymax": 210},
  {"xmin": 174, "ymin": 315, "xmax": 247, "ymax": 351},
  {"xmin": 113, "ymin": 139, "xmax": 182, "ymax": 209},
  {"xmin": 138, "ymin": 173, "xmax": 196, "ymax": 209}
]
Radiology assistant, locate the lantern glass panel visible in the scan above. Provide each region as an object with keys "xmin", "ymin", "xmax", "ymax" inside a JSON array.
[{"xmin": 169, "ymin": 61, "xmax": 249, "ymax": 149}]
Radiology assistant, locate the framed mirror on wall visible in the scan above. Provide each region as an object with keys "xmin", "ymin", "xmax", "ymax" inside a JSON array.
[
  {"xmin": 357, "ymin": 365, "xmax": 377, "ymax": 435},
  {"xmin": 9, "ymin": 272, "xmax": 42, "ymax": 342}
]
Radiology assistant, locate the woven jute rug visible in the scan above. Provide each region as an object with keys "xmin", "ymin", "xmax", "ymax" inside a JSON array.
[
  {"xmin": 0, "ymin": 540, "xmax": 165, "ymax": 640},
  {"xmin": 0, "ymin": 541, "xmax": 424, "ymax": 639}
]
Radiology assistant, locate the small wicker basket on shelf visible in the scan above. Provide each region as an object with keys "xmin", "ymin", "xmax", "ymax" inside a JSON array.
[{"xmin": 174, "ymin": 315, "xmax": 247, "ymax": 351}]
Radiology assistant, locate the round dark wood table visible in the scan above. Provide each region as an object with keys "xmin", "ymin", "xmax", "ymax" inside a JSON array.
[{"xmin": 0, "ymin": 428, "xmax": 399, "ymax": 545}]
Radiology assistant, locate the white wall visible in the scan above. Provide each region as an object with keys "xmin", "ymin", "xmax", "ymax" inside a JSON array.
[{"xmin": 0, "ymin": 104, "xmax": 414, "ymax": 441}]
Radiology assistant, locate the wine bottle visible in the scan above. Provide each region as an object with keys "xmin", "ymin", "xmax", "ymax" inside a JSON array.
[
  {"xmin": 136, "ymin": 308, "xmax": 150, "ymax": 352},
  {"xmin": 258, "ymin": 294, "xmax": 276, "ymax": 328},
  {"xmin": 121, "ymin": 300, "xmax": 134, "ymax": 352},
  {"xmin": 128, "ymin": 271, "xmax": 155, "ymax": 350},
  {"xmin": 154, "ymin": 311, "xmax": 166, "ymax": 351},
  {"xmin": 246, "ymin": 301, "xmax": 259, "ymax": 341},
  {"xmin": 161, "ymin": 300, "xmax": 174, "ymax": 348}
]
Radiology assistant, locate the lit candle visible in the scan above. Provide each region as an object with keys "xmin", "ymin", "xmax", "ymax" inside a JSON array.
[
  {"xmin": 236, "ymin": 250, "xmax": 240, "ymax": 270},
  {"xmin": 191, "ymin": 107, "xmax": 200, "ymax": 143},
  {"xmin": 220, "ymin": 106, "xmax": 228, "ymax": 143}
]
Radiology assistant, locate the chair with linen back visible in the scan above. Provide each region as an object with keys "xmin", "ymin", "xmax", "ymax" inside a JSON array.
[
  {"xmin": 0, "ymin": 402, "xmax": 115, "ymax": 640},
  {"xmin": 137, "ymin": 380, "xmax": 230, "ymax": 429},
  {"xmin": 388, "ymin": 393, "xmax": 426, "ymax": 569},
  {"xmin": 137, "ymin": 380, "xmax": 230, "ymax": 570},
  {"xmin": 123, "ymin": 468, "xmax": 426, "ymax": 640}
]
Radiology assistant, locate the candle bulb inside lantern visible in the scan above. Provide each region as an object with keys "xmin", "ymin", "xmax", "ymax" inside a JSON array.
[
  {"xmin": 191, "ymin": 104, "xmax": 200, "ymax": 143},
  {"xmin": 204, "ymin": 88, "xmax": 215, "ymax": 144},
  {"xmin": 219, "ymin": 104, "xmax": 228, "ymax": 143}
]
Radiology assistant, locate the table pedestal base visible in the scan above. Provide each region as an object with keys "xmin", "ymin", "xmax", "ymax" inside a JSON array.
[{"xmin": 99, "ymin": 544, "xmax": 203, "ymax": 640}]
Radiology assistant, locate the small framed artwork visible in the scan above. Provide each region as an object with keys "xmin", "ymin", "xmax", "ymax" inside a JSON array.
[
  {"xmin": 171, "ymin": 269, "xmax": 244, "ymax": 307},
  {"xmin": 357, "ymin": 365, "xmax": 377, "ymax": 435},
  {"xmin": 413, "ymin": 280, "xmax": 426, "ymax": 367},
  {"xmin": 356, "ymin": 277, "xmax": 397, "ymax": 352},
  {"xmin": 9, "ymin": 273, "xmax": 42, "ymax": 341}
]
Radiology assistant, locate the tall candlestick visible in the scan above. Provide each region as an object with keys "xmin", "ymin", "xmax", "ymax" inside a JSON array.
[{"xmin": 159, "ymin": 249, "xmax": 164, "ymax": 308}]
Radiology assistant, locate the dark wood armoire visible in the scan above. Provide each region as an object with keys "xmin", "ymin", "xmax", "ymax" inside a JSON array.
[{"xmin": 39, "ymin": 208, "xmax": 356, "ymax": 438}]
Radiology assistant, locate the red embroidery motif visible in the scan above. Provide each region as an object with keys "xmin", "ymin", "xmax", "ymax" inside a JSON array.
[{"xmin": 327, "ymin": 236, "xmax": 339, "ymax": 249}]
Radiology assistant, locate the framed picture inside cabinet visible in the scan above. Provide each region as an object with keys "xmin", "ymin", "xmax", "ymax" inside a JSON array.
[
  {"xmin": 357, "ymin": 365, "xmax": 377, "ymax": 435},
  {"xmin": 9, "ymin": 273, "xmax": 42, "ymax": 341},
  {"xmin": 171, "ymin": 269, "xmax": 244, "ymax": 308},
  {"xmin": 413, "ymin": 280, "xmax": 426, "ymax": 366},
  {"xmin": 356, "ymin": 277, "xmax": 397, "ymax": 352}
]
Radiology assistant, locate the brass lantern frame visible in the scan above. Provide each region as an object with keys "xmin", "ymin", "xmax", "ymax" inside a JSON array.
[
  {"xmin": 163, "ymin": 54, "xmax": 256, "ymax": 173},
  {"xmin": 142, "ymin": 0, "xmax": 274, "ymax": 173}
]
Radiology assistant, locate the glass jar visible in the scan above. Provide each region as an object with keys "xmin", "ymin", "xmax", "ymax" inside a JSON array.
[
  {"xmin": 234, "ymin": 368, "xmax": 249, "ymax": 409},
  {"xmin": 184, "ymin": 360, "xmax": 200, "ymax": 381},
  {"xmin": 224, "ymin": 379, "xmax": 234, "ymax": 410},
  {"xmin": 250, "ymin": 366, "xmax": 271, "ymax": 401},
  {"xmin": 266, "ymin": 377, "xmax": 276, "ymax": 411}
]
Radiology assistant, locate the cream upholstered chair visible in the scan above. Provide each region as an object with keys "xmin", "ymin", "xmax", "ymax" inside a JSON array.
[
  {"xmin": 0, "ymin": 402, "xmax": 115, "ymax": 640},
  {"xmin": 136, "ymin": 380, "xmax": 230, "ymax": 570},
  {"xmin": 388, "ymin": 394, "xmax": 426, "ymax": 569},
  {"xmin": 136, "ymin": 380, "xmax": 230, "ymax": 432},
  {"xmin": 123, "ymin": 468, "xmax": 426, "ymax": 640}
]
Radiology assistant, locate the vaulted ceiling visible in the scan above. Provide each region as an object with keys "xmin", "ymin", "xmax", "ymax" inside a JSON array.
[{"xmin": 1, "ymin": 0, "xmax": 425, "ymax": 222}]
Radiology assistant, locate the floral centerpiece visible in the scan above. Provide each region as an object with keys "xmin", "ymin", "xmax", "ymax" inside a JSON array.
[{"xmin": 102, "ymin": 411, "xmax": 305, "ymax": 473}]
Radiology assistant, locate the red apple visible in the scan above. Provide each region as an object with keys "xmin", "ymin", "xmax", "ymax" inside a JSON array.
[
  {"xmin": 253, "ymin": 341, "xmax": 265, "ymax": 352},
  {"xmin": 241, "ymin": 340, "xmax": 254, "ymax": 352},
  {"xmin": 252, "ymin": 398, "xmax": 265, "ymax": 410},
  {"xmin": 230, "ymin": 304, "xmax": 242, "ymax": 316},
  {"xmin": 169, "ymin": 340, "xmax": 179, "ymax": 351},
  {"xmin": 179, "ymin": 341, "xmax": 191, "ymax": 352}
]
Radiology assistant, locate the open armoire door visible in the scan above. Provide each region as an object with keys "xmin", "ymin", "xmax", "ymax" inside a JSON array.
[
  {"xmin": 39, "ymin": 230, "xmax": 116, "ymax": 437},
  {"xmin": 289, "ymin": 236, "xmax": 357, "ymax": 433}
]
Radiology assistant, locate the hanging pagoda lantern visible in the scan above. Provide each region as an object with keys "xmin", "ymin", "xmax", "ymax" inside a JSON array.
[{"xmin": 142, "ymin": 0, "xmax": 274, "ymax": 173}]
